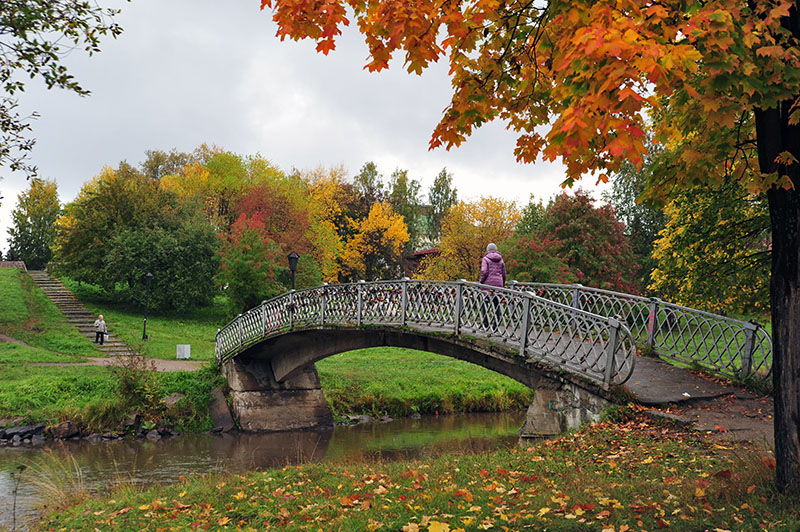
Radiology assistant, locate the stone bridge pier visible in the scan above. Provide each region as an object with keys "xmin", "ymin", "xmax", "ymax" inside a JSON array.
[
  {"xmin": 222, "ymin": 357, "xmax": 333, "ymax": 432},
  {"xmin": 220, "ymin": 327, "xmax": 614, "ymax": 437}
]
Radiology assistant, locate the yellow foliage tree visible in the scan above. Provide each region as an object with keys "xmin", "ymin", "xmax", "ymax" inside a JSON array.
[
  {"xmin": 418, "ymin": 197, "xmax": 520, "ymax": 281},
  {"xmin": 299, "ymin": 165, "xmax": 353, "ymax": 282},
  {"xmin": 340, "ymin": 202, "xmax": 409, "ymax": 281},
  {"xmin": 649, "ymin": 182, "xmax": 770, "ymax": 315}
]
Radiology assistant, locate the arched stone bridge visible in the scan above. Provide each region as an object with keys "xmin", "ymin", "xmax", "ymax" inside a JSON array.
[
  {"xmin": 216, "ymin": 279, "xmax": 773, "ymax": 434},
  {"xmin": 216, "ymin": 280, "xmax": 638, "ymax": 434}
]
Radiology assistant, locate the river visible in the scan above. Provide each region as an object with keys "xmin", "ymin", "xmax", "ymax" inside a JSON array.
[{"xmin": 0, "ymin": 410, "xmax": 526, "ymax": 530}]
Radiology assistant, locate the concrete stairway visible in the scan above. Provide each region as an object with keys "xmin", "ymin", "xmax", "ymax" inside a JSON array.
[{"xmin": 27, "ymin": 271, "xmax": 132, "ymax": 356}]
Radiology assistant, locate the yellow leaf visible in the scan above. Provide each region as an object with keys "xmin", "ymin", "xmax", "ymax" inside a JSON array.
[
  {"xmin": 428, "ymin": 521, "xmax": 450, "ymax": 532},
  {"xmin": 233, "ymin": 491, "xmax": 247, "ymax": 500},
  {"xmin": 538, "ymin": 507, "xmax": 550, "ymax": 517},
  {"xmin": 218, "ymin": 516, "xmax": 232, "ymax": 526},
  {"xmin": 402, "ymin": 524, "xmax": 420, "ymax": 532},
  {"xmin": 138, "ymin": 505, "xmax": 150, "ymax": 511},
  {"xmin": 695, "ymin": 487, "xmax": 706, "ymax": 498}
]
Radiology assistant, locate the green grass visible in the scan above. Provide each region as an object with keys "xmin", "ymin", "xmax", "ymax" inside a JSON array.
[
  {"xmin": 0, "ymin": 269, "xmax": 98, "ymax": 356},
  {"xmin": 317, "ymin": 348, "xmax": 534, "ymax": 417},
  {"xmin": 0, "ymin": 362, "xmax": 222, "ymax": 432},
  {"xmin": 0, "ymin": 342, "xmax": 86, "ymax": 364},
  {"xmin": 33, "ymin": 413, "xmax": 797, "ymax": 532},
  {"xmin": 61, "ymin": 277, "xmax": 226, "ymax": 361}
]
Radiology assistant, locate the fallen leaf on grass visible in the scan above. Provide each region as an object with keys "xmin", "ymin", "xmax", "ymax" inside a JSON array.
[{"xmin": 428, "ymin": 521, "xmax": 450, "ymax": 532}]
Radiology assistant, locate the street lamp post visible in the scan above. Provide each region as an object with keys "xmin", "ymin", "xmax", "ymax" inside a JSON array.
[
  {"xmin": 142, "ymin": 272, "xmax": 153, "ymax": 341},
  {"xmin": 287, "ymin": 251, "xmax": 300, "ymax": 290}
]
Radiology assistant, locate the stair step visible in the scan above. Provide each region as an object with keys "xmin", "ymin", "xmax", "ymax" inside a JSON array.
[{"xmin": 30, "ymin": 271, "xmax": 137, "ymax": 356}]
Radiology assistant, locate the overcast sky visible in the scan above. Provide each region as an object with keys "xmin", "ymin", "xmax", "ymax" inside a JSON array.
[{"xmin": 0, "ymin": 0, "xmax": 611, "ymax": 254}]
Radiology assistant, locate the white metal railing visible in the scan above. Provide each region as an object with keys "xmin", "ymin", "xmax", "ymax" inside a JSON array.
[
  {"xmin": 216, "ymin": 279, "xmax": 637, "ymax": 389},
  {"xmin": 508, "ymin": 281, "xmax": 772, "ymax": 385}
]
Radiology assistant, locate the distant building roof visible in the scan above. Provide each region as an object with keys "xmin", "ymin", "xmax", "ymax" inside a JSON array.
[{"xmin": 0, "ymin": 261, "xmax": 26, "ymax": 270}]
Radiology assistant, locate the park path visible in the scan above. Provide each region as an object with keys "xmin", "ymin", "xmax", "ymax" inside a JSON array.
[
  {"xmin": 626, "ymin": 355, "xmax": 774, "ymax": 447},
  {"xmin": 28, "ymin": 270, "xmax": 131, "ymax": 355},
  {"xmin": 30, "ymin": 356, "xmax": 205, "ymax": 372}
]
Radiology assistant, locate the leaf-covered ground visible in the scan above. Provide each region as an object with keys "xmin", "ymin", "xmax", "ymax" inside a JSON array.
[{"xmin": 37, "ymin": 414, "xmax": 795, "ymax": 531}]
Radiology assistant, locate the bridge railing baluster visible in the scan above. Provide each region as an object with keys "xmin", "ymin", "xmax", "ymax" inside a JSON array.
[
  {"xmin": 216, "ymin": 279, "xmax": 641, "ymax": 388},
  {"xmin": 320, "ymin": 283, "xmax": 328, "ymax": 326},
  {"xmin": 510, "ymin": 281, "xmax": 772, "ymax": 386},
  {"xmin": 519, "ymin": 295, "xmax": 531, "ymax": 357}
]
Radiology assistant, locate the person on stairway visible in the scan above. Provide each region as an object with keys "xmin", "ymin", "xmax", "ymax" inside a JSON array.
[{"xmin": 94, "ymin": 315, "xmax": 107, "ymax": 345}]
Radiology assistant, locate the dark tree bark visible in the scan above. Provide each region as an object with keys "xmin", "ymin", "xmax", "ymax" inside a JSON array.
[{"xmin": 756, "ymin": 90, "xmax": 800, "ymax": 491}]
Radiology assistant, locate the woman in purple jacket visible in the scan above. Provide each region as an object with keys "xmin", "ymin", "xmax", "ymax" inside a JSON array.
[
  {"xmin": 480, "ymin": 243, "xmax": 506, "ymax": 287},
  {"xmin": 479, "ymin": 243, "xmax": 506, "ymax": 331}
]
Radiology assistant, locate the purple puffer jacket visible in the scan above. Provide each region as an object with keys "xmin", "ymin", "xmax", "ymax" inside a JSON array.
[{"xmin": 480, "ymin": 251, "xmax": 506, "ymax": 288}]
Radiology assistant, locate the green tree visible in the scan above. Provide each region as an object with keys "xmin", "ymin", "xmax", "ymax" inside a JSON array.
[
  {"xmin": 387, "ymin": 169, "xmax": 423, "ymax": 252},
  {"xmin": 102, "ymin": 217, "xmax": 219, "ymax": 312},
  {"xmin": 515, "ymin": 195, "xmax": 546, "ymax": 236},
  {"xmin": 217, "ymin": 212, "xmax": 285, "ymax": 315},
  {"xmin": 649, "ymin": 181, "xmax": 770, "ymax": 315},
  {"xmin": 608, "ymin": 150, "xmax": 667, "ymax": 290},
  {"xmin": 140, "ymin": 149, "xmax": 191, "ymax": 180},
  {"xmin": 55, "ymin": 161, "xmax": 218, "ymax": 310},
  {"xmin": 427, "ymin": 167, "xmax": 458, "ymax": 245},
  {"xmin": 6, "ymin": 178, "xmax": 60, "ymax": 269},
  {"xmin": 1, "ymin": 1, "xmax": 123, "ymax": 175},
  {"xmin": 353, "ymin": 161, "xmax": 385, "ymax": 215}
]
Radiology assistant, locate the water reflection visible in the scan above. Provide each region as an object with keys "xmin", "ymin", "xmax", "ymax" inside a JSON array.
[{"xmin": 0, "ymin": 411, "xmax": 525, "ymax": 529}]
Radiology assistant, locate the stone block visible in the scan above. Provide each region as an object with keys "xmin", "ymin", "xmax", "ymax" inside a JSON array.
[
  {"xmin": 231, "ymin": 389, "xmax": 333, "ymax": 432},
  {"xmin": 519, "ymin": 384, "xmax": 611, "ymax": 438}
]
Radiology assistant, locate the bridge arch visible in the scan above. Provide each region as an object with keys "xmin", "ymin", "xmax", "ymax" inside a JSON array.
[
  {"xmin": 222, "ymin": 324, "xmax": 613, "ymax": 435},
  {"xmin": 218, "ymin": 280, "xmax": 637, "ymax": 433}
]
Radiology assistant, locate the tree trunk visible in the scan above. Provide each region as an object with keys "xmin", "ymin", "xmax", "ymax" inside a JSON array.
[
  {"xmin": 756, "ymin": 100, "xmax": 800, "ymax": 492},
  {"xmin": 767, "ymin": 187, "xmax": 800, "ymax": 493}
]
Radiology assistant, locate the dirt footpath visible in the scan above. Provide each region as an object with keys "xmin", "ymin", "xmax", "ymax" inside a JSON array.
[{"xmin": 30, "ymin": 356, "xmax": 206, "ymax": 372}]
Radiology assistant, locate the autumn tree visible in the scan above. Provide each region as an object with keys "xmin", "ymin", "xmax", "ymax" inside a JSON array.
[
  {"xmin": 427, "ymin": 167, "xmax": 458, "ymax": 244},
  {"xmin": 418, "ymin": 197, "xmax": 519, "ymax": 281},
  {"xmin": 650, "ymin": 181, "xmax": 770, "ymax": 315},
  {"xmin": 234, "ymin": 176, "xmax": 323, "ymax": 289},
  {"xmin": 1, "ymin": 1, "xmax": 123, "ymax": 175},
  {"xmin": 55, "ymin": 162, "xmax": 218, "ymax": 310},
  {"xmin": 538, "ymin": 191, "xmax": 639, "ymax": 293},
  {"xmin": 505, "ymin": 196, "xmax": 571, "ymax": 284},
  {"xmin": 6, "ymin": 178, "xmax": 60, "ymax": 269},
  {"xmin": 505, "ymin": 236, "xmax": 572, "ymax": 284},
  {"xmin": 340, "ymin": 202, "xmax": 409, "ymax": 281},
  {"xmin": 260, "ymin": 0, "xmax": 800, "ymax": 489},
  {"xmin": 298, "ymin": 165, "xmax": 356, "ymax": 281},
  {"xmin": 217, "ymin": 212, "xmax": 285, "ymax": 315},
  {"xmin": 387, "ymin": 168, "xmax": 423, "ymax": 251}
]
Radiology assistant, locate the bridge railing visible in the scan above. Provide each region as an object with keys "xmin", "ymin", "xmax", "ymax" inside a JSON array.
[
  {"xmin": 216, "ymin": 279, "xmax": 638, "ymax": 389},
  {"xmin": 508, "ymin": 281, "xmax": 772, "ymax": 385}
]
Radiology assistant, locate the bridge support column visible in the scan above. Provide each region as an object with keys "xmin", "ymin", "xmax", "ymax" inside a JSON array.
[
  {"xmin": 222, "ymin": 358, "xmax": 333, "ymax": 432},
  {"xmin": 519, "ymin": 383, "xmax": 611, "ymax": 438}
]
